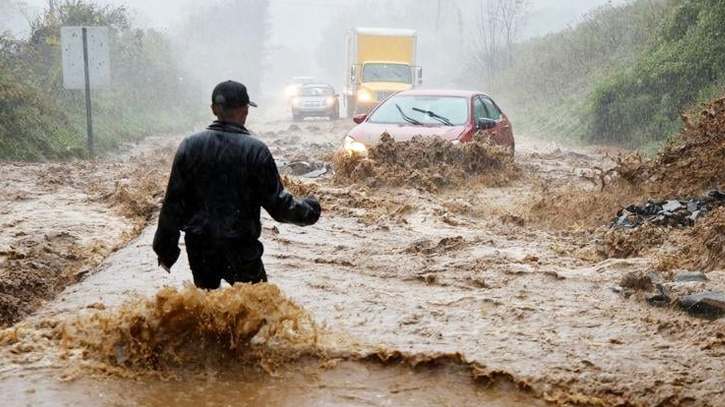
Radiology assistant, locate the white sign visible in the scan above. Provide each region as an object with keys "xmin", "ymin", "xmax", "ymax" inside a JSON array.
[{"xmin": 61, "ymin": 26, "xmax": 111, "ymax": 89}]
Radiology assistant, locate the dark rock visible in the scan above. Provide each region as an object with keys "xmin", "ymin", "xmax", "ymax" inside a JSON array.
[
  {"xmin": 662, "ymin": 200, "xmax": 683, "ymax": 212},
  {"xmin": 674, "ymin": 271, "xmax": 709, "ymax": 283},
  {"xmin": 709, "ymin": 190, "xmax": 725, "ymax": 200},
  {"xmin": 689, "ymin": 210, "xmax": 702, "ymax": 222},
  {"xmin": 679, "ymin": 291, "xmax": 725, "ymax": 318},
  {"xmin": 616, "ymin": 210, "xmax": 635, "ymax": 227},
  {"xmin": 687, "ymin": 200, "xmax": 700, "ymax": 213},
  {"xmin": 646, "ymin": 292, "xmax": 670, "ymax": 307}
]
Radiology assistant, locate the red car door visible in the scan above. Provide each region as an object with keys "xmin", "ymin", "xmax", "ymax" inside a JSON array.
[
  {"xmin": 482, "ymin": 96, "xmax": 513, "ymax": 147},
  {"xmin": 466, "ymin": 96, "xmax": 490, "ymax": 143}
]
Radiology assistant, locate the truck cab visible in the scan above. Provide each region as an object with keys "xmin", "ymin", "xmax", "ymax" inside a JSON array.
[{"xmin": 345, "ymin": 28, "xmax": 422, "ymax": 116}]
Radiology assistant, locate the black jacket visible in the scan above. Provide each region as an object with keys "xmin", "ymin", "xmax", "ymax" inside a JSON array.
[{"xmin": 153, "ymin": 121, "xmax": 320, "ymax": 267}]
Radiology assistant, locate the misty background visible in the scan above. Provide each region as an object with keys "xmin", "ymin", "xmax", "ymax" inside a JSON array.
[
  {"xmin": 4, "ymin": 0, "xmax": 721, "ymax": 160},
  {"xmin": 3, "ymin": 0, "xmax": 626, "ymax": 99}
]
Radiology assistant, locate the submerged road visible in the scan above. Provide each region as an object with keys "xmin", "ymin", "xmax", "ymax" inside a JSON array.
[{"xmin": 1, "ymin": 108, "xmax": 724, "ymax": 406}]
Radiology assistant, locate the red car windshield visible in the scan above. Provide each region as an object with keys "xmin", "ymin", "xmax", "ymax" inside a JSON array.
[{"xmin": 368, "ymin": 95, "xmax": 469, "ymax": 126}]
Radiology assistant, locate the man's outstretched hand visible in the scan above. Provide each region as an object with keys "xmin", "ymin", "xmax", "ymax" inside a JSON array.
[{"xmin": 304, "ymin": 194, "xmax": 322, "ymax": 222}]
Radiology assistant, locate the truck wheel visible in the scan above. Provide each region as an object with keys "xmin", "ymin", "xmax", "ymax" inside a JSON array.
[{"xmin": 292, "ymin": 113, "xmax": 302, "ymax": 122}]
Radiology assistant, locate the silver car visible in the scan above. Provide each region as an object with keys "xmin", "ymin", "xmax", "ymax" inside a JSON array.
[{"xmin": 290, "ymin": 83, "xmax": 340, "ymax": 121}]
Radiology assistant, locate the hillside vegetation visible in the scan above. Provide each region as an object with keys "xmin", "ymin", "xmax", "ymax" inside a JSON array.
[
  {"xmin": 490, "ymin": 0, "xmax": 725, "ymax": 148},
  {"xmin": 0, "ymin": 1, "xmax": 200, "ymax": 160},
  {"xmin": 591, "ymin": 0, "xmax": 725, "ymax": 146}
]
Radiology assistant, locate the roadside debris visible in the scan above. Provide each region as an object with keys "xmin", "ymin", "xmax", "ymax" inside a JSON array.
[
  {"xmin": 277, "ymin": 159, "xmax": 329, "ymax": 178},
  {"xmin": 303, "ymin": 167, "xmax": 328, "ymax": 179},
  {"xmin": 612, "ymin": 190, "xmax": 725, "ymax": 229}
]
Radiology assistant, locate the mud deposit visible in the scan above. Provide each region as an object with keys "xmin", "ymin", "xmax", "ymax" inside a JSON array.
[
  {"xmin": 616, "ymin": 96, "xmax": 725, "ymax": 197},
  {"xmin": 1, "ymin": 109, "xmax": 724, "ymax": 407},
  {"xmin": 334, "ymin": 132, "xmax": 519, "ymax": 192},
  {"xmin": 0, "ymin": 137, "xmax": 175, "ymax": 325}
]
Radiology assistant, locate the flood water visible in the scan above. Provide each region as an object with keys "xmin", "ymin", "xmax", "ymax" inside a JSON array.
[
  {"xmin": 3, "ymin": 359, "xmax": 546, "ymax": 407},
  {"xmin": 1, "ymin": 107, "xmax": 724, "ymax": 407}
]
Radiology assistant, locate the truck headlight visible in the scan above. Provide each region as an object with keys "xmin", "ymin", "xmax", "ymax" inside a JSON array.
[
  {"xmin": 325, "ymin": 96, "xmax": 335, "ymax": 105},
  {"xmin": 357, "ymin": 89, "xmax": 371, "ymax": 103},
  {"xmin": 344, "ymin": 135, "xmax": 367, "ymax": 154},
  {"xmin": 285, "ymin": 85, "xmax": 298, "ymax": 97},
  {"xmin": 292, "ymin": 97, "xmax": 301, "ymax": 106}
]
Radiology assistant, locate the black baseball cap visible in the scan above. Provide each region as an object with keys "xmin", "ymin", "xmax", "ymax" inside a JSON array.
[{"xmin": 211, "ymin": 80, "xmax": 258, "ymax": 109}]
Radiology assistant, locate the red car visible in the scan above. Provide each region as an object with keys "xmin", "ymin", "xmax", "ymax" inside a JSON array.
[{"xmin": 342, "ymin": 89, "xmax": 514, "ymax": 155}]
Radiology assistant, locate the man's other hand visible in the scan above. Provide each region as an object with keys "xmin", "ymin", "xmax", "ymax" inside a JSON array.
[
  {"xmin": 158, "ymin": 257, "xmax": 172, "ymax": 273},
  {"xmin": 157, "ymin": 246, "xmax": 179, "ymax": 273}
]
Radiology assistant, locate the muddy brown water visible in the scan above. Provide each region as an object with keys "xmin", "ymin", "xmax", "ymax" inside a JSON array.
[
  {"xmin": 1, "ymin": 108, "xmax": 724, "ymax": 406},
  {"xmin": 2, "ymin": 361, "xmax": 543, "ymax": 407}
]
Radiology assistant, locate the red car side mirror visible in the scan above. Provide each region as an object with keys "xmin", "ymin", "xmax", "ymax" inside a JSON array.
[{"xmin": 353, "ymin": 113, "xmax": 367, "ymax": 124}]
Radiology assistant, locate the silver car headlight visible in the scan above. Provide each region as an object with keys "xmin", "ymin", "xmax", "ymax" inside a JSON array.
[
  {"xmin": 344, "ymin": 135, "xmax": 367, "ymax": 154},
  {"xmin": 285, "ymin": 85, "xmax": 298, "ymax": 97}
]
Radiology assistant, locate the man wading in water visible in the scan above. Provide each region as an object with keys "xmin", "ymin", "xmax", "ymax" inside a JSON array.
[{"xmin": 153, "ymin": 80, "xmax": 321, "ymax": 288}]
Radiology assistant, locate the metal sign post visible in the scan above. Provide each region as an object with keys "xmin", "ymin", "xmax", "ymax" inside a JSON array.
[
  {"xmin": 61, "ymin": 26, "xmax": 110, "ymax": 158},
  {"xmin": 82, "ymin": 28, "xmax": 94, "ymax": 156}
]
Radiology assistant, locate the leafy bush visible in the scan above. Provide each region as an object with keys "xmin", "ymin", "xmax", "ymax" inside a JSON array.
[{"xmin": 590, "ymin": 0, "xmax": 725, "ymax": 145}]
